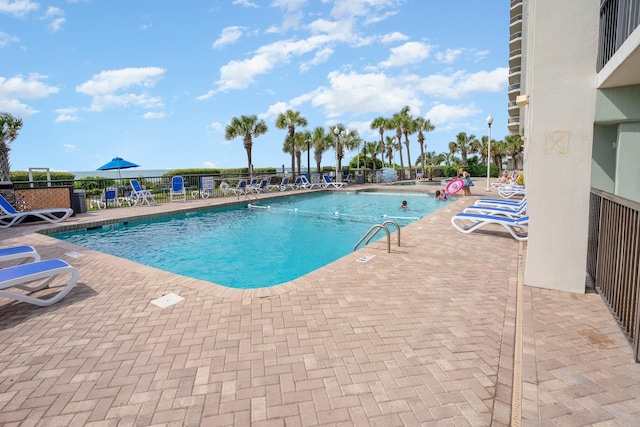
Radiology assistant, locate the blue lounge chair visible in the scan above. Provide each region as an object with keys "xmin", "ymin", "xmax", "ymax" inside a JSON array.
[
  {"xmin": 170, "ymin": 176, "xmax": 186, "ymax": 202},
  {"xmin": 0, "ymin": 194, "xmax": 73, "ymax": 228},
  {"xmin": 0, "ymin": 246, "xmax": 40, "ymax": 265},
  {"xmin": 0, "ymin": 259, "xmax": 80, "ymax": 306},
  {"xmin": 322, "ymin": 174, "xmax": 346, "ymax": 189},
  {"xmin": 451, "ymin": 212, "xmax": 529, "ymax": 241},
  {"xmin": 298, "ymin": 175, "xmax": 322, "ymax": 189},
  {"xmin": 227, "ymin": 180, "xmax": 248, "ymax": 197},
  {"xmin": 130, "ymin": 179, "xmax": 157, "ymax": 206},
  {"xmin": 268, "ymin": 177, "xmax": 293, "ymax": 192},
  {"xmin": 90, "ymin": 188, "xmax": 121, "ymax": 209}
]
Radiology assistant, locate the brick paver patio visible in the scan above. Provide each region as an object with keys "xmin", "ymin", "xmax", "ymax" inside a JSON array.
[{"xmin": 1, "ymin": 185, "xmax": 639, "ymax": 426}]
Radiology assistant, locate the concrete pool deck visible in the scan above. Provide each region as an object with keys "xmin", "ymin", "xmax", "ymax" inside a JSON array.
[{"xmin": 1, "ymin": 183, "xmax": 640, "ymax": 426}]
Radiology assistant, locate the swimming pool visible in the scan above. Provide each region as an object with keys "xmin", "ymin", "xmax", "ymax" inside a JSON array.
[{"xmin": 53, "ymin": 191, "xmax": 449, "ymax": 288}]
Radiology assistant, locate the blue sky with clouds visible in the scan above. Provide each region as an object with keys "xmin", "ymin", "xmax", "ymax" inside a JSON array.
[{"xmin": 1, "ymin": 0, "xmax": 509, "ymax": 173}]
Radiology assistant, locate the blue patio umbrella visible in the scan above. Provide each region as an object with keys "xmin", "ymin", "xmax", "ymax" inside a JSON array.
[{"xmin": 97, "ymin": 157, "xmax": 140, "ymax": 179}]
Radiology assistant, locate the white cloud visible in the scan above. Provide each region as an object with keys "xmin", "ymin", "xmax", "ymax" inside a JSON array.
[
  {"xmin": 232, "ymin": 0, "xmax": 257, "ymax": 7},
  {"xmin": 425, "ymin": 103, "xmax": 480, "ymax": 125},
  {"xmin": 330, "ymin": 0, "xmax": 400, "ymax": 20},
  {"xmin": 300, "ymin": 47, "xmax": 333, "ymax": 72},
  {"xmin": 0, "ymin": 0, "xmax": 39, "ymax": 17},
  {"xmin": 43, "ymin": 6, "xmax": 65, "ymax": 32},
  {"xmin": 55, "ymin": 107, "xmax": 82, "ymax": 122},
  {"xmin": 306, "ymin": 71, "xmax": 424, "ymax": 118},
  {"xmin": 142, "ymin": 111, "xmax": 165, "ymax": 119},
  {"xmin": 76, "ymin": 67, "xmax": 166, "ymax": 111},
  {"xmin": 0, "ymin": 31, "xmax": 19, "ymax": 47},
  {"xmin": 379, "ymin": 41, "xmax": 432, "ymax": 68},
  {"xmin": 260, "ymin": 101, "xmax": 290, "ymax": 121},
  {"xmin": 212, "ymin": 26, "xmax": 244, "ymax": 49},
  {"xmin": 208, "ymin": 121, "xmax": 223, "ymax": 132},
  {"xmin": 0, "ymin": 73, "xmax": 59, "ymax": 116},
  {"xmin": 203, "ymin": 160, "xmax": 217, "ymax": 168},
  {"xmin": 436, "ymin": 48, "xmax": 463, "ymax": 64},
  {"xmin": 63, "ymin": 143, "xmax": 76, "ymax": 152},
  {"xmin": 380, "ymin": 31, "xmax": 408, "ymax": 43}
]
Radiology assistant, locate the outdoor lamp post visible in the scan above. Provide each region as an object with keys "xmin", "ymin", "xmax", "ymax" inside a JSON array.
[
  {"xmin": 486, "ymin": 114, "xmax": 493, "ymax": 191},
  {"xmin": 306, "ymin": 137, "xmax": 311, "ymax": 179},
  {"xmin": 333, "ymin": 127, "xmax": 349, "ymax": 182}
]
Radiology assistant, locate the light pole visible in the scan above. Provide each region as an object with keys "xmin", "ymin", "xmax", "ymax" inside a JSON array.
[
  {"xmin": 333, "ymin": 127, "xmax": 349, "ymax": 182},
  {"xmin": 486, "ymin": 114, "xmax": 493, "ymax": 191},
  {"xmin": 306, "ymin": 137, "xmax": 311, "ymax": 180}
]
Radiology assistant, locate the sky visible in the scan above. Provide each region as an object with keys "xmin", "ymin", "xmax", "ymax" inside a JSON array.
[{"xmin": 1, "ymin": 0, "xmax": 509, "ymax": 173}]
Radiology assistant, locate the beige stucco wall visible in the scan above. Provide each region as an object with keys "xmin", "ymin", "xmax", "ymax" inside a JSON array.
[{"xmin": 522, "ymin": 0, "xmax": 599, "ymax": 293}]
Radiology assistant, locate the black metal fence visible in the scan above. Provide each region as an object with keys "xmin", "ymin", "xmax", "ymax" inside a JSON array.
[
  {"xmin": 588, "ymin": 189, "xmax": 640, "ymax": 362},
  {"xmin": 597, "ymin": 0, "xmax": 640, "ymax": 71}
]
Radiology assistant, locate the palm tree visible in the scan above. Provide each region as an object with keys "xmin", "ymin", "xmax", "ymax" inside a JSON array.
[
  {"xmin": 370, "ymin": 116, "xmax": 388, "ymax": 160},
  {"xmin": 0, "ymin": 113, "xmax": 24, "ymax": 182},
  {"xmin": 421, "ymin": 151, "xmax": 445, "ymax": 181},
  {"xmin": 330, "ymin": 124, "xmax": 361, "ymax": 171},
  {"xmin": 224, "ymin": 115, "xmax": 268, "ymax": 174},
  {"xmin": 276, "ymin": 109, "xmax": 307, "ymax": 179},
  {"xmin": 414, "ymin": 117, "xmax": 435, "ymax": 178},
  {"xmin": 398, "ymin": 106, "xmax": 415, "ymax": 178},
  {"xmin": 387, "ymin": 113, "xmax": 405, "ymax": 178},
  {"xmin": 504, "ymin": 134, "xmax": 524, "ymax": 170},
  {"xmin": 448, "ymin": 132, "xmax": 478, "ymax": 165},
  {"xmin": 293, "ymin": 130, "xmax": 311, "ymax": 177},
  {"xmin": 384, "ymin": 135, "xmax": 397, "ymax": 166},
  {"xmin": 311, "ymin": 126, "xmax": 331, "ymax": 173}
]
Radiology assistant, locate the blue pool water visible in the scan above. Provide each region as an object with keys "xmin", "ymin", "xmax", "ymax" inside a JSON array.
[{"xmin": 53, "ymin": 191, "xmax": 448, "ymax": 288}]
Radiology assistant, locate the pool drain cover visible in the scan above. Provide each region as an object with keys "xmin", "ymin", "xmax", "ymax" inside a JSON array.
[
  {"xmin": 151, "ymin": 293, "xmax": 184, "ymax": 308},
  {"xmin": 356, "ymin": 254, "xmax": 375, "ymax": 263}
]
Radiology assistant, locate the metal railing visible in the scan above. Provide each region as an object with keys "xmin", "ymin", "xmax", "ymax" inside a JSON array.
[
  {"xmin": 598, "ymin": 0, "xmax": 640, "ymax": 71},
  {"xmin": 354, "ymin": 220, "xmax": 400, "ymax": 253},
  {"xmin": 587, "ymin": 189, "xmax": 640, "ymax": 362}
]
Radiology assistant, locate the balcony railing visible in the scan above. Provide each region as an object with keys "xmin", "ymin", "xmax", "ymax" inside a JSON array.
[
  {"xmin": 508, "ymin": 83, "xmax": 521, "ymax": 92},
  {"xmin": 598, "ymin": 0, "xmax": 640, "ymax": 71},
  {"xmin": 510, "ymin": 31, "xmax": 523, "ymax": 41},
  {"xmin": 510, "ymin": 0, "xmax": 522, "ymax": 8},
  {"xmin": 508, "ymin": 100, "xmax": 518, "ymax": 108},
  {"xmin": 507, "ymin": 117, "xmax": 520, "ymax": 124},
  {"xmin": 588, "ymin": 189, "xmax": 640, "ymax": 362},
  {"xmin": 510, "ymin": 14, "xmax": 523, "ymax": 25},
  {"xmin": 509, "ymin": 48, "xmax": 522, "ymax": 57},
  {"xmin": 509, "ymin": 66, "xmax": 522, "ymax": 74}
]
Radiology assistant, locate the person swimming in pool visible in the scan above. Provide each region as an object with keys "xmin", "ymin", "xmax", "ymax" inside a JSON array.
[
  {"xmin": 435, "ymin": 190, "xmax": 447, "ymax": 201},
  {"xmin": 400, "ymin": 200, "xmax": 407, "ymax": 208}
]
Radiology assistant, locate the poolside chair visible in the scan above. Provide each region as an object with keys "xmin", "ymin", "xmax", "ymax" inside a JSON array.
[
  {"xmin": 474, "ymin": 195, "xmax": 527, "ymax": 208},
  {"xmin": 343, "ymin": 173, "xmax": 353, "ymax": 184},
  {"xmin": 451, "ymin": 212, "xmax": 529, "ymax": 241},
  {"xmin": 268, "ymin": 177, "xmax": 293, "ymax": 192},
  {"xmin": 0, "ymin": 259, "xmax": 80, "ymax": 306},
  {"xmin": 247, "ymin": 178, "xmax": 260, "ymax": 192},
  {"xmin": 170, "ymin": 176, "xmax": 186, "ymax": 202},
  {"xmin": 322, "ymin": 174, "xmax": 346, "ymax": 189},
  {"xmin": 298, "ymin": 175, "xmax": 322, "ymax": 189},
  {"xmin": 0, "ymin": 194, "xmax": 73, "ymax": 228},
  {"xmin": 0, "ymin": 246, "xmax": 40, "ymax": 265},
  {"xmin": 248, "ymin": 178, "xmax": 269, "ymax": 193},
  {"xmin": 129, "ymin": 179, "xmax": 157, "ymax": 206},
  {"xmin": 463, "ymin": 200, "xmax": 527, "ymax": 219},
  {"xmin": 498, "ymin": 184, "xmax": 526, "ymax": 199},
  {"xmin": 90, "ymin": 188, "xmax": 120, "ymax": 209},
  {"xmin": 228, "ymin": 179, "xmax": 248, "ymax": 197}
]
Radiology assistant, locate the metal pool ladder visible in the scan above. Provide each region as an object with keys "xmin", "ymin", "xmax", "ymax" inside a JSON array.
[{"xmin": 353, "ymin": 220, "xmax": 400, "ymax": 253}]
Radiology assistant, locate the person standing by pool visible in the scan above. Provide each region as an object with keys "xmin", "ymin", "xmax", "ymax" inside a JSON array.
[{"xmin": 458, "ymin": 168, "xmax": 473, "ymax": 196}]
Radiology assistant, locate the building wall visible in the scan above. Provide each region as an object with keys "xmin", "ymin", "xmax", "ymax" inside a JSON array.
[
  {"xmin": 522, "ymin": 0, "xmax": 600, "ymax": 293},
  {"xmin": 616, "ymin": 122, "xmax": 640, "ymax": 201}
]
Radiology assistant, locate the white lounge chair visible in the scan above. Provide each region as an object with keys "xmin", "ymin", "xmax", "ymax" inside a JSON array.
[
  {"xmin": 322, "ymin": 174, "xmax": 346, "ymax": 189},
  {"xmin": 474, "ymin": 195, "xmax": 527, "ymax": 208},
  {"xmin": 226, "ymin": 180, "xmax": 248, "ymax": 197},
  {"xmin": 0, "ymin": 245, "xmax": 41, "ymax": 265},
  {"xmin": 90, "ymin": 187, "xmax": 121, "ymax": 209},
  {"xmin": 0, "ymin": 259, "xmax": 80, "ymax": 306},
  {"xmin": 498, "ymin": 184, "xmax": 526, "ymax": 199},
  {"xmin": 130, "ymin": 179, "xmax": 157, "ymax": 206},
  {"xmin": 464, "ymin": 201, "xmax": 527, "ymax": 219},
  {"xmin": 451, "ymin": 212, "xmax": 529, "ymax": 241},
  {"xmin": 298, "ymin": 175, "xmax": 322, "ymax": 189},
  {"xmin": 268, "ymin": 177, "xmax": 294, "ymax": 192},
  {"xmin": 0, "ymin": 194, "xmax": 73, "ymax": 228},
  {"xmin": 170, "ymin": 176, "xmax": 186, "ymax": 202}
]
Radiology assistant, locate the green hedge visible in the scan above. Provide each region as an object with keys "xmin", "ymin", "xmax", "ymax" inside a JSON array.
[{"xmin": 164, "ymin": 167, "xmax": 277, "ymax": 176}]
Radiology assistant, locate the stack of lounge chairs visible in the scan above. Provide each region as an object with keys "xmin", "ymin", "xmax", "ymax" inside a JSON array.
[{"xmin": 451, "ymin": 195, "xmax": 528, "ymax": 241}]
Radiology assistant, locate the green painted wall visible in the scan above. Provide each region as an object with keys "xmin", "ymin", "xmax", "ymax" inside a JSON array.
[
  {"xmin": 616, "ymin": 123, "xmax": 640, "ymax": 202},
  {"xmin": 591, "ymin": 125, "xmax": 617, "ymax": 192},
  {"xmin": 595, "ymin": 85, "xmax": 640, "ymax": 123}
]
